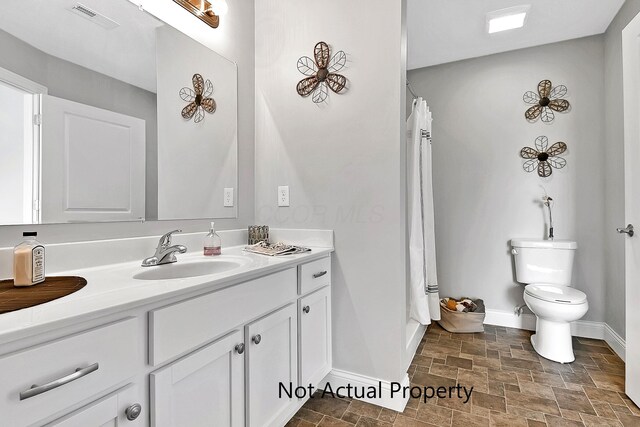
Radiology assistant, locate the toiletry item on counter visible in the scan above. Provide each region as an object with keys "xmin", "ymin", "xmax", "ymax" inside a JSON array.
[
  {"xmin": 248, "ymin": 225, "xmax": 269, "ymax": 245},
  {"xmin": 244, "ymin": 241, "xmax": 311, "ymax": 256},
  {"xmin": 204, "ymin": 222, "xmax": 222, "ymax": 256},
  {"xmin": 13, "ymin": 232, "xmax": 45, "ymax": 287}
]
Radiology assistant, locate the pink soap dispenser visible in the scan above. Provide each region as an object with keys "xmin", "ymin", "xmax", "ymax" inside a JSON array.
[{"xmin": 204, "ymin": 222, "xmax": 222, "ymax": 256}]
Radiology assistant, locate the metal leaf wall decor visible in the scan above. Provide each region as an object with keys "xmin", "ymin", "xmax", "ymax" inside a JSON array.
[
  {"xmin": 523, "ymin": 80, "xmax": 570, "ymax": 123},
  {"xmin": 296, "ymin": 41, "xmax": 347, "ymax": 104},
  {"xmin": 520, "ymin": 136, "xmax": 568, "ymax": 178},
  {"xmin": 180, "ymin": 73, "xmax": 216, "ymax": 123}
]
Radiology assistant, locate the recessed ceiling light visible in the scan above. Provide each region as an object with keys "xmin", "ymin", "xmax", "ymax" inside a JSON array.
[{"xmin": 487, "ymin": 5, "xmax": 530, "ymax": 34}]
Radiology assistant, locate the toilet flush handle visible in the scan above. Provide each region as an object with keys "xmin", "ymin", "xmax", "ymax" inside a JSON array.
[{"xmin": 511, "ymin": 248, "xmax": 518, "ymax": 255}]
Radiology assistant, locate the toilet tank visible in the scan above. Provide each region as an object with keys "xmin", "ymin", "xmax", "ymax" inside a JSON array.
[{"xmin": 510, "ymin": 239, "xmax": 577, "ymax": 286}]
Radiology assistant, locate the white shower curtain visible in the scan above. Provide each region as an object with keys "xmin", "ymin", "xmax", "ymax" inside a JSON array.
[{"xmin": 407, "ymin": 97, "xmax": 440, "ymax": 325}]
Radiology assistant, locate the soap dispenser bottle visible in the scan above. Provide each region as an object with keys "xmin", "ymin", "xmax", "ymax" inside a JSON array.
[
  {"xmin": 204, "ymin": 222, "xmax": 222, "ymax": 256},
  {"xmin": 13, "ymin": 231, "xmax": 45, "ymax": 287}
]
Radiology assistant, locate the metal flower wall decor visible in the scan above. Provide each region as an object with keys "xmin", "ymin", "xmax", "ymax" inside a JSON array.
[
  {"xmin": 520, "ymin": 136, "xmax": 568, "ymax": 178},
  {"xmin": 180, "ymin": 73, "xmax": 216, "ymax": 123},
  {"xmin": 523, "ymin": 80, "xmax": 570, "ymax": 123},
  {"xmin": 296, "ymin": 41, "xmax": 347, "ymax": 104}
]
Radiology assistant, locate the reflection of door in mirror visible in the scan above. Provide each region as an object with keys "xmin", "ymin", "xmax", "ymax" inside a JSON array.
[{"xmin": 0, "ymin": 68, "xmax": 45, "ymax": 225}]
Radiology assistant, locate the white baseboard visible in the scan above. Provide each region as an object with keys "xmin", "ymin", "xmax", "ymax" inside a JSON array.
[
  {"xmin": 319, "ymin": 369, "xmax": 410, "ymax": 412},
  {"xmin": 405, "ymin": 320, "xmax": 427, "ymax": 371},
  {"xmin": 604, "ymin": 323, "xmax": 626, "ymax": 362},
  {"xmin": 485, "ymin": 309, "xmax": 536, "ymax": 330},
  {"xmin": 484, "ymin": 309, "xmax": 626, "ymax": 361}
]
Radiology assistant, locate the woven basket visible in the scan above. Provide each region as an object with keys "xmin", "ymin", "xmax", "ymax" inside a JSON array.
[{"xmin": 437, "ymin": 299, "xmax": 486, "ymax": 333}]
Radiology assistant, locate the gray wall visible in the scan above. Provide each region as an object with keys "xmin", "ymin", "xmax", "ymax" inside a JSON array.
[
  {"xmin": 603, "ymin": 0, "xmax": 640, "ymax": 340},
  {"xmin": 0, "ymin": 28, "xmax": 159, "ymax": 220},
  {"xmin": 254, "ymin": 0, "xmax": 408, "ymax": 382},
  {"xmin": 408, "ymin": 36, "xmax": 607, "ymax": 322},
  {"xmin": 0, "ymin": 0, "xmax": 255, "ymax": 246}
]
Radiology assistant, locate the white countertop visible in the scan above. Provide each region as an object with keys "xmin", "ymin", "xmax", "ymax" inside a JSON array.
[{"xmin": 0, "ymin": 244, "xmax": 333, "ymax": 344}]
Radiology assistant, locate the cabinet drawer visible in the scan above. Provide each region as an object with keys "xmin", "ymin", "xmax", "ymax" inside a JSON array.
[
  {"xmin": 299, "ymin": 256, "xmax": 331, "ymax": 295},
  {"xmin": 0, "ymin": 318, "xmax": 139, "ymax": 427},
  {"xmin": 149, "ymin": 268, "xmax": 297, "ymax": 366}
]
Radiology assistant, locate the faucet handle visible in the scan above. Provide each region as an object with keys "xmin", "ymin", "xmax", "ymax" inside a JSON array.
[{"xmin": 159, "ymin": 229, "xmax": 182, "ymax": 248}]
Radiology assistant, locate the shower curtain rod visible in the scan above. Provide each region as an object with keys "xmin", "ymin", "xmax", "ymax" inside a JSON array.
[{"xmin": 406, "ymin": 81, "xmax": 419, "ymax": 99}]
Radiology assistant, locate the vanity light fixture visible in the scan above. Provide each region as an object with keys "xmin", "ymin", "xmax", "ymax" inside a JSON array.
[
  {"xmin": 486, "ymin": 5, "xmax": 530, "ymax": 34},
  {"xmin": 172, "ymin": 0, "xmax": 228, "ymax": 29}
]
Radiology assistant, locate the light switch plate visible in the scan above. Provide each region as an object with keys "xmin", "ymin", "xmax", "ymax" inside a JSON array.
[
  {"xmin": 224, "ymin": 188, "xmax": 234, "ymax": 207},
  {"xmin": 278, "ymin": 186, "xmax": 290, "ymax": 207}
]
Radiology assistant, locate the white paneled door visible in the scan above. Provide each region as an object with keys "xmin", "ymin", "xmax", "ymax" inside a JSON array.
[
  {"xmin": 41, "ymin": 95, "xmax": 145, "ymax": 223},
  {"xmin": 622, "ymin": 13, "xmax": 640, "ymax": 406}
]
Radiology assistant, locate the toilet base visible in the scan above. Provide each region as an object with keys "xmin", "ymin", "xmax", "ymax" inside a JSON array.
[{"xmin": 530, "ymin": 318, "xmax": 575, "ymax": 364}]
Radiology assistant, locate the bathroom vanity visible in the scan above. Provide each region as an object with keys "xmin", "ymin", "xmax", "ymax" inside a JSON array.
[{"xmin": 0, "ymin": 230, "xmax": 333, "ymax": 427}]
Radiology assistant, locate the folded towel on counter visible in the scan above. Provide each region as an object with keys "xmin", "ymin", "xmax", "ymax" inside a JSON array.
[{"xmin": 243, "ymin": 241, "xmax": 311, "ymax": 256}]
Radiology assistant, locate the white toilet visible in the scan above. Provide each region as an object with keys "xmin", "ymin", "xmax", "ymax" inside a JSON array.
[{"xmin": 510, "ymin": 239, "xmax": 588, "ymax": 363}]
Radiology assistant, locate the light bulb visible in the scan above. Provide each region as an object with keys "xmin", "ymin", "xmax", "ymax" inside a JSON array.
[{"xmin": 209, "ymin": 0, "xmax": 228, "ymax": 16}]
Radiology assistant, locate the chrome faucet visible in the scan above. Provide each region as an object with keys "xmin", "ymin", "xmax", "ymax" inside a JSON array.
[{"xmin": 142, "ymin": 229, "xmax": 188, "ymax": 267}]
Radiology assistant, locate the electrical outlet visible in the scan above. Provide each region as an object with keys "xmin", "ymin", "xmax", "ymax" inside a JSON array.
[
  {"xmin": 224, "ymin": 188, "xmax": 234, "ymax": 207},
  {"xmin": 278, "ymin": 186, "xmax": 290, "ymax": 207}
]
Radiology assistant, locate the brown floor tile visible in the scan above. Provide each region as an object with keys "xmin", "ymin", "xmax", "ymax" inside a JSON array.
[
  {"xmin": 296, "ymin": 408, "xmax": 325, "ymax": 424},
  {"xmin": 553, "ymin": 387, "xmax": 596, "ymax": 415},
  {"xmin": 446, "ymin": 355, "xmax": 473, "ymax": 370},
  {"xmin": 319, "ymin": 416, "xmax": 356, "ymax": 427},
  {"xmin": 393, "ymin": 414, "xmax": 438, "ymax": 427},
  {"xmin": 471, "ymin": 391, "xmax": 506, "ymax": 412},
  {"xmin": 450, "ymin": 410, "xmax": 489, "ymax": 426},
  {"xmin": 304, "ymin": 396, "xmax": 351, "ymax": 419},
  {"xmin": 355, "ymin": 417, "xmax": 392, "ymax": 427},
  {"xmin": 580, "ymin": 413, "xmax": 623, "ymax": 426},
  {"xmin": 377, "ymin": 409, "xmax": 397, "ymax": 423},
  {"xmin": 561, "ymin": 371, "xmax": 597, "ymax": 387},
  {"xmin": 348, "ymin": 400, "xmax": 382, "ymax": 419},
  {"xmin": 532, "ymin": 371, "xmax": 566, "ymax": 387},
  {"xmin": 505, "ymin": 390, "xmax": 561, "ymax": 415},
  {"xmin": 616, "ymin": 412, "xmax": 640, "ymax": 427},
  {"xmin": 341, "ymin": 412, "xmax": 361, "ymax": 424},
  {"xmin": 415, "ymin": 403, "xmax": 452, "ymax": 426},
  {"xmin": 291, "ymin": 328, "xmax": 629, "ymax": 427},
  {"xmin": 489, "ymin": 412, "xmax": 528, "ymax": 427},
  {"xmin": 544, "ymin": 414, "xmax": 586, "ymax": 426},
  {"xmin": 588, "ymin": 371, "xmax": 625, "ymax": 392}
]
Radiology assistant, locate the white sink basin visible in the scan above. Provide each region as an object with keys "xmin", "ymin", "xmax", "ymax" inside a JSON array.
[{"xmin": 133, "ymin": 258, "xmax": 246, "ymax": 281}]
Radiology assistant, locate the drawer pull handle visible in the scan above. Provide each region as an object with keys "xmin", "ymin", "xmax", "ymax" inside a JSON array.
[
  {"xmin": 313, "ymin": 271, "xmax": 328, "ymax": 279},
  {"xmin": 303, "ymin": 305, "xmax": 310, "ymax": 314},
  {"xmin": 235, "ymin": 343, "xmax": 245, "ymax": 354},
  {"xmin": 125, "ymin": 403, "xmax": 142, "ymax": 421},
  {"xmin": 252, "ymin": 334, "xmax": 262, "ymax": 345},
  {"xmin": 19, "ymin": 363, "xmax": 99, "ymax": 401}
]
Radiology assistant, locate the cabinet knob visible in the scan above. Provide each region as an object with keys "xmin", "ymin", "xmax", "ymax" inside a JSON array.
[
  {"xmin": 252, "ymin": 334, "xmax": 262, "ymax": 345},
  {"xmin": 235, "ymin": 343, "xmax": 245, "ymax": 354},
  {"xmin": 125, "ymin": 403, "xmax": 142, "ymax": 421},
  {"xmin": 303, "ymin": 305, "xmax": 310, "ymax": 314}
]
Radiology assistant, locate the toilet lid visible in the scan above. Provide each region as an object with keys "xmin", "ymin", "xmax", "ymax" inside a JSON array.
[{"xmin": 525, "ymin": 284, "xmax": 587, "ymax": 305}]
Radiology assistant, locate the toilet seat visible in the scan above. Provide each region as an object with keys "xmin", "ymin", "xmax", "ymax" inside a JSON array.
[{"xmin": 524, "ymin": 284, "xmax": 587, "ymax": 305}]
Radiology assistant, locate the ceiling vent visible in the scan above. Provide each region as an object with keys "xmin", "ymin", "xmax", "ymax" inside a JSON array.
[{"xmin": 68, "ymin": 3, "xmax": 120, "ymax": 30}]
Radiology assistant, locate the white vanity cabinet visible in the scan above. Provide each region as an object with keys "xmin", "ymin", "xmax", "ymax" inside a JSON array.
[
  {"xmin": 150, "ymin": 331, "xmax": 245, "ymax": 427},
  {"xmin": 299, "ymin": 286, "xmax": 332, "ymax": 387},
  {"xmin": 0, "ymin": 252, "xmax": 332, "ymax": 427},
  {"xmin": 246, "ymin": 304, "xmax": 298, "ymax": 427}
]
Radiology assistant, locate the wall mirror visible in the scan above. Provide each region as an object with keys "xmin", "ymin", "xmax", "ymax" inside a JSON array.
[{"xmin": 0, "ymin": 0, "xmax": 238, "ymax": 225}]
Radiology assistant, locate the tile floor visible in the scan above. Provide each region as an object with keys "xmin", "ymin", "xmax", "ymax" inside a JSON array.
[{"xmin": 287, "ymin": 324, "xmax": 640, "ymax": 427}]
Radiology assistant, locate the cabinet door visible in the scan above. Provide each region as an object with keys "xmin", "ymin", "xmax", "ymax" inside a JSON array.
[
  {"xmin": 246, "ymin": 304, "xmax": 298, "ymax": 427},
  {"xmin": 150, "ymin": 330, "xmax": 245, "ymax": 427},
  {"xmin": 46, "ymin": 384, "xmax": 143, "ymax": 427},
  {"xmin": 299, "ymin": 286, "xmax": 332, "ymax": 387}
]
